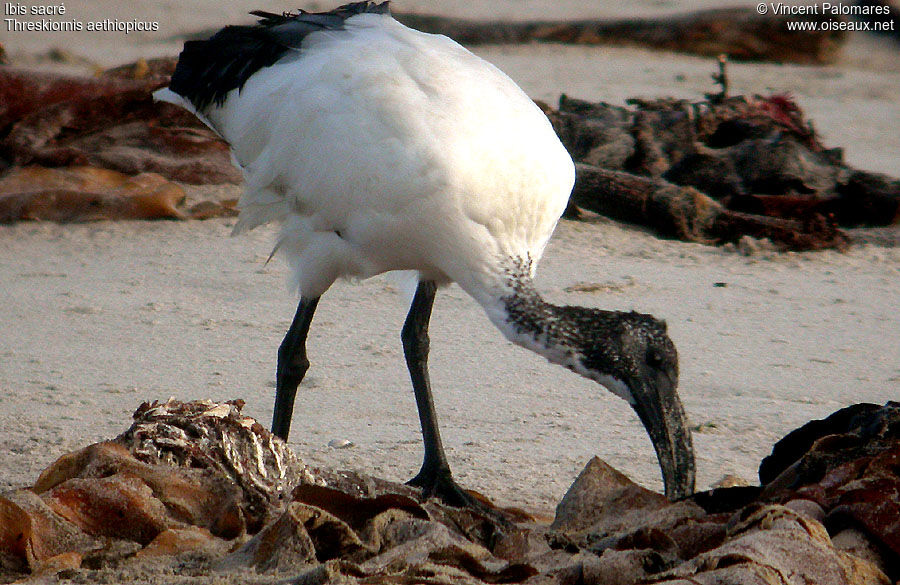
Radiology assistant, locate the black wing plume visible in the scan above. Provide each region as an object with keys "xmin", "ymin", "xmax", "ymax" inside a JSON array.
[{"xmin": 168, "ymin": 1, "xmax": 390, "ymax": 111}]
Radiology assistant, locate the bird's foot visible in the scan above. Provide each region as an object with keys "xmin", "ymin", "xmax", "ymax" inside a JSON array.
[
  {"xmin": 407, "ymin": 465, "xmax": 473, "ymax": 508},
  {"xmin": 406, "ymin": 466, "xmax": 515, "ymax": 530}
]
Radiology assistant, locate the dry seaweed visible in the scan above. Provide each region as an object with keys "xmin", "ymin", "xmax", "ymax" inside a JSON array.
[
  {"xmin": 0, "ymin": 64, "xmax": 239, "ymax": 184},
  {"xmin": 2, "ymin": 399, "xmax": 898, "ymax": 584}
]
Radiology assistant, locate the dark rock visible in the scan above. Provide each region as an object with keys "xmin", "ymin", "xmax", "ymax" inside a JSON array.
[
  {"xmin": 759, "ymin": 402, "xmax": 887, "ymax": 486},
  {"xmin": 758, "ymin": 402, "xmax": 900, "ymax": 580},
  {"xmin": 551, "ymin": 457, "xmax": 670, "ymax": 535}
]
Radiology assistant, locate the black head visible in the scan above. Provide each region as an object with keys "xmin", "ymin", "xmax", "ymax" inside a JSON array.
[
  {"xmin": 563, "ymin": 309, "xmax": 678, "ymax": 396},
  {"xmin": 554, "ymin": 307, "xmax": 695, "ymax": 500}
]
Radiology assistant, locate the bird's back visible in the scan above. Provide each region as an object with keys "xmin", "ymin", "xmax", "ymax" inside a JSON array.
[{"xmin": 156, "ymin": 3, "xmax": 574, "ymax": 298}]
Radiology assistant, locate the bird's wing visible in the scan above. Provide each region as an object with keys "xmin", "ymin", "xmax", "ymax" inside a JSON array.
[{"xmin": 166, "ymin": 1, "xmax": 390, "ymax": 112}]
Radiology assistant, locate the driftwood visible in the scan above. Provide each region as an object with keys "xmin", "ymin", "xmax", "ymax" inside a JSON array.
[
  {"xmin": 572, "ymin": 165, "xmax": 851, "ymax": 251},
  {"xmin": 548, "ymin": 93, "xmax": 899, "ymax": 250},
  {"xmin": 395, "ymin": 8, "xmax": 846, "ymax": 64},
  {"xmin": 1, "ymin": 399, "xmax": 896, "ymax": 583}
]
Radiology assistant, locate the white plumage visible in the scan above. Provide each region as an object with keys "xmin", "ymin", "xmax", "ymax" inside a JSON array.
[
  {"xmin": 158, "ymin": 11, "xmax": 573, "ymax": 306},
  {"xmin": 157, "ymin": 2, "xmax": 694, "ymax": 505}
]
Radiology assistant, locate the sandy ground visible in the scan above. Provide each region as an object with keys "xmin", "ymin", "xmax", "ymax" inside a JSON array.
[{"xmin": 2, "ymin": 1, "xmax": 899, "ymax": 514}]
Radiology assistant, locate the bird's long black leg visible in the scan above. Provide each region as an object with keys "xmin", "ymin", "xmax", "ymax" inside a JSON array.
[
  {"xmin": 402, "ymin": 281, "xmax": 473, "ymax": 508},
  {"xmin": 272, "ymin": 296, "xmax": 320, "ymax": 440}
]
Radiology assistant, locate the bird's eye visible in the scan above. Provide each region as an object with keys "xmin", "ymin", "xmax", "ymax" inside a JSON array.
[{"xmin": 647, "ymin": 347, "xmax": 665, "ymax": 368}]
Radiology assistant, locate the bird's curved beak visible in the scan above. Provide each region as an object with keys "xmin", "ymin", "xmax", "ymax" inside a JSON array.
[{"xmin": 627, "ymin": 369, "xmax": 695, "ymax": 500}]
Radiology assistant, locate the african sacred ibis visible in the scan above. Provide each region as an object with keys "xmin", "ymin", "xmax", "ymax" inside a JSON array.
[{"xmin": 156, "ymin": 1, "xmax": 695, "ymax": 504}]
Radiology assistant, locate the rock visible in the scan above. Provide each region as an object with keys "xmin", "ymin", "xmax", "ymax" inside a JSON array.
[
  {"xmin": 551, "ymin": 457, "xmax": 670, "ymax": 535},
  {"xmin": 327, "ymin": 438, "xmax": 355, "ymax": 449}
]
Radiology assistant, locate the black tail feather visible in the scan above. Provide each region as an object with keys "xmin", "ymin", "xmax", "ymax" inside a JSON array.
[{"xmin": 168, "ymin": 1, "xmax": 390, "ymax": 111}]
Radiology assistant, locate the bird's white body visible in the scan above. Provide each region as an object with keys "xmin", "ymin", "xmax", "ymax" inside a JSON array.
[
  {"xmin": 157, "ymin": 4, "xmax": 695, "ymax": 501},
  {"xmin": 157, "ymin": 12, "xmax": 574, "ymax": 318}
]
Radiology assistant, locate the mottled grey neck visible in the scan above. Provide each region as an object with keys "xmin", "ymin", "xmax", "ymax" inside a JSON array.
[
  {"xmin": 501, "ymin": 274, "xmax": 580, "ymax": 355},
  {"xmin": 488, "ymin": 256, "xmax": 662, "ymax": 404},
  {"xmin": 490, "ymin": 257, "xmax": 595, "ymax": 377}
]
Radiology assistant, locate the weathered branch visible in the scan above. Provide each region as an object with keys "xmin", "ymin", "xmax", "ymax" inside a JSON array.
[{"xmin": 573, "ymin": 164, "xmax": 850, "ymax": 251}]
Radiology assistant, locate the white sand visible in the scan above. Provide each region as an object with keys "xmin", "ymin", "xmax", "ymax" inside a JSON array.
[{"xmin": 2, "ymin": 1, "xmax": 899, "ymax": 514}]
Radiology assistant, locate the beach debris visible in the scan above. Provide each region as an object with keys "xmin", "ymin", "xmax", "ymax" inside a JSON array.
[
  {"xmin": 853, "ymin": 0, "xmax": 900, "ymax": 41},
  {"xmin": 2, "ymin": 399, "xmax": 898, "ymax": 583},
  {"xmin": 1, "ymin": 60, "xmax": 896, "ymax": 248},
  {"xmin": 758, "ymin": 401, "xmax": 900, "ymax": 577},
  {"xmin": 549, "ymin": 92, "xmax": 899, "ymax": 250},
  {"xmin": 186, "ymin": 198, "xmax": 239, "ymax": 219},
  {"xmin": 394, "ymin": 7, "xmax": 846, "ymax": 64},
  {"xmin": 0, "ymin": 166, "xmax": 239, "ymax": 223},
  {"xmin": 571, "ymin": 164, "xmax": 851, "ymax": 251},
  {"xmin": 0, "ymin": 65, "xmax": 239, "ymax": 184},
  {"xmin": 115, "ymin": 399, "xmax": 321, "ymax": 531},
  {"xmin": 0, "ymin": 166, "xmax": 186, "ymax": 222},
  {"xmin": 327, "ymin": 438, "xmax": 355, "ymax": 449},
  {"xmin": 707, "ymin": 54, "xmax": 730, "ymax": 104}
]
